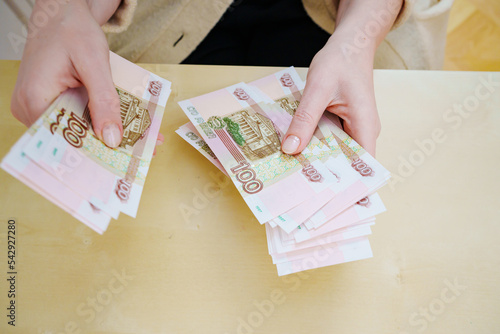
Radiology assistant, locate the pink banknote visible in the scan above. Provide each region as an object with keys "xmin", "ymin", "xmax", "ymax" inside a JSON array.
[
  {"xmin": 21, "ymin": 52, "xmax": 171, "ymax": 219},
  {"xmin": 293, "ymin": 193, "xmax": 385, "ymax": 242},
  {"xmin": 304, "ymin": 114, "xmax": 391, "ymax": 229},
  {"xmin": 266, "ymin": 219, "xmax": 374, "ymax": 256},
  {"xmin": 275, "ymin": 237, "xmax": 373, "ymax": 276},
  {"xmin": 1, "ymin": 133, "xmax": 110, "ymax": 233},
  {"xmin": 179, "ymin": 83, "xmax": 340, "ymax": 224},
  {"xmin": 2, "ymin": 52, "xmax": 172, "ymax": 233},
  {"xmin": 176, "ymin": 122, "xmax": 228, "ymax": 176},
  {"xmin": 249, "ymin": 68, "xmax": 380, "ymax": 232}
]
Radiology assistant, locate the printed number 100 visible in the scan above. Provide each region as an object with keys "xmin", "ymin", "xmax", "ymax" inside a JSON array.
[
  {"xmin": 50, "ymin": 109, "xmax": 88, "ymax": 148},
  {"xmin": 230, "ymin": 161, "xmax": 263, "ymax": 194}
]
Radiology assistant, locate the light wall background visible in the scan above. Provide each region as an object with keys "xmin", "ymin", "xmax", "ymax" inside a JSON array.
[{"xmin": 0, "ymin": 0, "xmax": 32, "ymax": 60}]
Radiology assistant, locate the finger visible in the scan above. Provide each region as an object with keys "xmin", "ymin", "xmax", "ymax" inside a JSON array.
[
  {"xmin": 10, "ymin": 91, "xmax": 32, "ymax": 127},
  {"xmin": 281, "ymin": 84, "xmax": 330, "ymax": 155},
  {"xmin": 10, "ymin": 76, "xmax": 39, "ymax": 127},
  {"xmin": 73, "ymin": 50, "xmax": 122, "ymax": 148},
  {"xmin": 338, "ymin": 105, "xmax": 380, "ymax": 157},
  {"xmin": 343, "ymin": 121, "xmax": 377, "ymax": 156},
  {"xmin": 11, "ymin": 57, "xmax": 75, "ymax": 127}
]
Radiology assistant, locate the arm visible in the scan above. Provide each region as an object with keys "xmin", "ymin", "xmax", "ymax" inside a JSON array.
[
  {"xmin": 87, "ymin": 0, "xmax": 122, "ymax": 25},
  {"xmin": 281, "ymin": 0, "xmax": 404, "ymax": 156}
]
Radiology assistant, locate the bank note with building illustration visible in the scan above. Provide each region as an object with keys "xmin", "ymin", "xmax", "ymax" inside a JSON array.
[
  {"xmin": 177, "ymin": 67, "xmax": 390, "ymax": 275},
  {"xmin": 1, "ymin": 52, "xmax": 172, "ymax": 233}
]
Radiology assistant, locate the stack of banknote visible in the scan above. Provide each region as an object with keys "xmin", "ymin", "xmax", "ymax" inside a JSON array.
[
  {"xmin": 1, "ymin": 52, "xmax": 172, "ymax": 234},
  {"xmin": 176, "ymin": 67, "xmax": 390, "ymax": 275}
]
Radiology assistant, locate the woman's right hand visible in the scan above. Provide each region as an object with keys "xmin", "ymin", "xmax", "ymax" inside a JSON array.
[{"xmin": 11, "ymin": 0, "xmax": 124, "ymax": 148}]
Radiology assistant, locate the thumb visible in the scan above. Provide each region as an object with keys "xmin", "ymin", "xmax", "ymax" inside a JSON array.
[
  {"xmin": 281, "ymin": 88, "xmax": 328, "ymax": 155},
  {"xmin": 74, "ymin": 51, "xmax": 123, "ymax": 148}
]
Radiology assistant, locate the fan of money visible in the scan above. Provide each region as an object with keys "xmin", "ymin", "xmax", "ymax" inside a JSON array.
[{"xmin": 176, "ymin": 67, "xmax": 391, "ymax": 275}]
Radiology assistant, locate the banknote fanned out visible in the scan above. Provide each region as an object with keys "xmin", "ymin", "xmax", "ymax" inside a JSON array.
[
  {"xmin": 176, "ymin": 122, "xmax": 227, "ymax": 176},
  {"xmin": 179, "ymin": 83, "xmax": 341, "ymax": 224},
  {"xmin": 1, "ymin": 52, "xmax": 172, "ymax": 234},
  {"xmin": 176, "ymin": 66, "xmax": 391, "ymax": 276},
  {"xmin": 248, "ymin": 69, "xmax": 379, "ymax": 233}
]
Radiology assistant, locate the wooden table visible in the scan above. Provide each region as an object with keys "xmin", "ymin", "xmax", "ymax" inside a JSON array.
[{"xmin": 0, "ymin": 61, "xmax": 499, "ymax": 334}]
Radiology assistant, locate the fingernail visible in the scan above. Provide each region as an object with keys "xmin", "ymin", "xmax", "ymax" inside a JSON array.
[
  {"xmin": 156, "ymin": 139, "xmax": 164, "ymax": 146},
  {"xmin": 102, "ymin": 123, "xmax": 121, "ymax": 148},
  {"xmin": 282, "ymin": 135, "xmax": 300, "ymax": 154}
]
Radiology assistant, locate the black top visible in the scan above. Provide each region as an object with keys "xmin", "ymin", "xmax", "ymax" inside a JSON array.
[{"xmin": 182, "ymin": 0, "xmax": 331, "ymax": 67}]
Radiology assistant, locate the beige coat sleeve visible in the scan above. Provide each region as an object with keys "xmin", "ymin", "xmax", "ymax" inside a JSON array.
[
  {"xmin": 303, "ymin": 0, "xmax": 453, "ymax": 70},
  {"xmin": 379, "ymin": 0, "xmax": 454, "ymax": 70},
  {"xmin": 302, "ymin": 0, "xmax": 415, "ymax": 35},
  {"xmin": 102, "ymin": 0, "xmax": 138, "ymax": 34},
  {"xmin": 104, "ymin": 1, "xmax": 414, "ymax": 37},
  {"xmin": 102, "ymin": 0, "xmax": 452, "ymax": 70},
  {"xmin": 394, "ymin": 0, "xmax": 415, "ymax": 29}
]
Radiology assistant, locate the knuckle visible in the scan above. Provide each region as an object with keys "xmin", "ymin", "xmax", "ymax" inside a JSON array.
[
  {"xmin": 293, "ymin": 108, "xmax": 316, "ymax": 125},
  {"xmin": 9, "ymin": 102, "xmax": 24, "ymax": 123},
  {"xmin": 91, "ymin": 91, "xmax": 120, "ymax": 108},
  {"xmin": 15, "ymin": 81, "xmax": 43, "ymax": 114},
  {"xmin": 372, "ymin": 116, "xmax": 381, "ymax": 137},
  {"xmin": 11, "ymin": 88, "xmax": 23, "ymax": 113},
  {"xmin": 88, "ymin": 91, "xmax": 121, "ymax": 122},
  {"xmin": 375, "ymin": 123, "xmax": 381, "ymax": 137}
]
